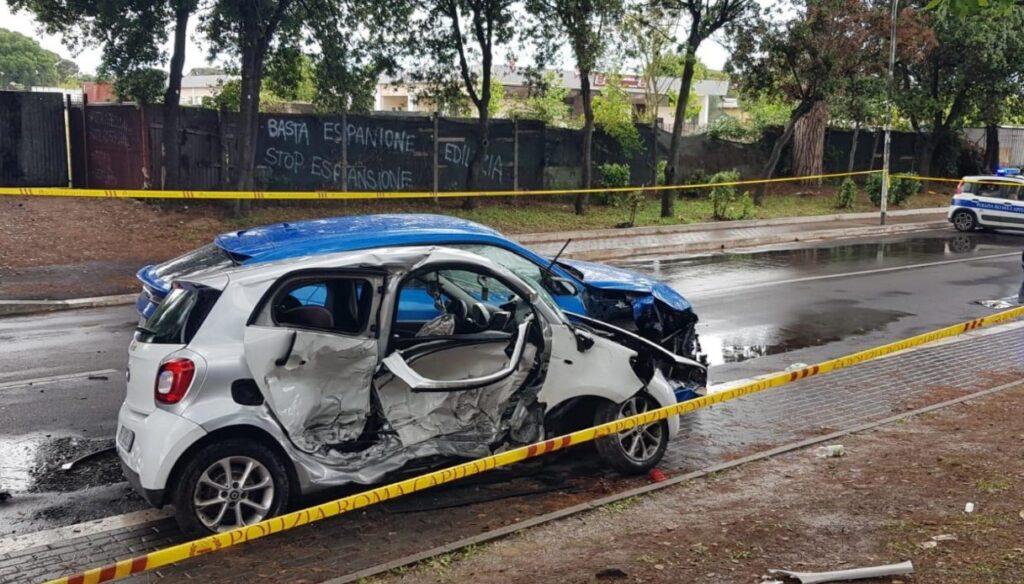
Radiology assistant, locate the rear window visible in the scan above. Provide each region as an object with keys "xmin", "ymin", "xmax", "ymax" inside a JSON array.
[
  {"xmin": 151, "ymin": 244, "xmax": 237, "ymax": 283},
  {"xmin": 137, "ymin": 285, "xmax": 221, "ymax": 344}
]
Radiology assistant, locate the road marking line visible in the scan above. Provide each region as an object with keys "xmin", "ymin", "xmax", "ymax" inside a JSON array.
[
  {"xmin": 0, "ymin": 369, "xmax": 120, "ymax": 391},
  {"xmin": 687, "ymin": 251, "xmax": 1020, "ymax": 299}
]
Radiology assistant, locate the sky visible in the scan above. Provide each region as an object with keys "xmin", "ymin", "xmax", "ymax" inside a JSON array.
[{"xmin": 0, "ymin": 3, "xmax": 731, "ymax": 77}]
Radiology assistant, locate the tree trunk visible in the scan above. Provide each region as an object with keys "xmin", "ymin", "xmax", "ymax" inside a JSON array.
[
  {"xmin": 576, "ymin": 69, "xmax": 594, "ymax": 215},
  {"xmin": 846, "ymin": 121, "xmax": 861, "ymax": 174},
  {"xmin": 757, "ymin": 99, "xmax": 813, "ymax": 205},
  {"xmin": 792, "ymin": 99, "xmax": 827, "ymax": 180},
  {"xmin": 916, "ymin": 131, "xmax": 935, "ymax": 178},
  {"xmin": 662, "ymin": 42, "xmax": 699, "ymax": 218},
  {"xmin": 161, "ymin": 1, "xmax": 190, "ymax": 190},
  {"xmin": 984, "ymin": 123, "xmax": 999, "ymax": 173}
]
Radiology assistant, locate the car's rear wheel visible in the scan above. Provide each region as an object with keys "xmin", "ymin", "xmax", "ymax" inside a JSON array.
[
  {"xmin": 593, "ymin": 394, "xmax": 668, "ymax": 474},
  {"xmin": 952, "ymin": 210, "xmax": 978, "ymax": 232},
  {"xmin": 173, "ymin": 439, "xmax": 290, "ymax": 535}
]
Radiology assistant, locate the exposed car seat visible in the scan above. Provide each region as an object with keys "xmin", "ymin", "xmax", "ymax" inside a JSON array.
[{"xmin": 279, "ymin": 306, "xmax": 335, "ymax": 329}]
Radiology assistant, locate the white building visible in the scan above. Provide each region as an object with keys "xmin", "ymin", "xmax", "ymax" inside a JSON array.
[
  {"xmin": 375, "ymin": 65, "xmax": 731, "ymax": 130},
  {"xmin": 180, "ymin": 71, "xmax": 235, "ymax": 106}
]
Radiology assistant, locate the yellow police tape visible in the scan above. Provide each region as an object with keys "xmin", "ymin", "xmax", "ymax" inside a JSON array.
[
  {"xmin": 1, "ymin": 170, "xmax": 880, "ymax": 201},
  {"xmin": 47, "ymin": 303, "xmax": 1024, "ymax": 584}
]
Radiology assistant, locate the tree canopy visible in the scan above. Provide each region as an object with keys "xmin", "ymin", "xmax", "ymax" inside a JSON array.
[{"xmin": 0, "ymin": 27, "xmax": 64, "ymax": 88}]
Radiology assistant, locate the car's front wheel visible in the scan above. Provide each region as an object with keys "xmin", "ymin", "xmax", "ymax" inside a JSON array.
[
  {"xmin": 172, "ymin": 438, "xmax": 291, "ymax": 535},
  {"xmin": 952, "ymin": 209, "xmax": 978, "ymax": 232},
  {"xmin": 593, "ymin": 394, "xmax": 669, "ymax": 474}
]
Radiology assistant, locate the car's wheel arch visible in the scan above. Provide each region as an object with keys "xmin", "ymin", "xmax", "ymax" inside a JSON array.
[
  {"xmin": 543, "ymin": 384, "xmax": 677, "ymax": 438},
  {"xmin": 165, "ymin": 424, "xmax": 301, "ymax": 508},
  {"xmin": 952, "ymin": 208, "xmax": 979, "ymax": 229}
]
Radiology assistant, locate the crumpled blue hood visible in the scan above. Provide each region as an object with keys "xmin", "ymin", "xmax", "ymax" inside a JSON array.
[{"xmin": 557, "ymin": 258, "xmax": 692, "ymax": 312}]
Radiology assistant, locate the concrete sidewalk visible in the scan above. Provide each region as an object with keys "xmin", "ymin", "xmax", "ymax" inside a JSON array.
[
  {"xmin": 2, "ymin": 315, "xmax": 1017, "ymax": 584},
  {"xmin": 520, "ymin": 207, "xmax": 948, "ymax": 260}
]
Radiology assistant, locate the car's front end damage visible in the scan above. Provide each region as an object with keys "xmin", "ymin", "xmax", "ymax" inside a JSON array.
[{"xmin": 556, "ymin": 258, "xmax": 706, "ymax": 375}]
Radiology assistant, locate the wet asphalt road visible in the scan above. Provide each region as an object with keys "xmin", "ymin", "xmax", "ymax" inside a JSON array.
[{"xmin": 1, "ymin": 227, "xmax": 1022, "ymax": 536}]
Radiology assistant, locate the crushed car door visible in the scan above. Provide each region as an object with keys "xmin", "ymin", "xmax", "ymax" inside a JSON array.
[
  {"xmin": 243, "ymin": 271, "xmax": 383, "ymax": 455},
  {"xmin": 375, "ymin": 263, "xmax": 549, "ymax": 452}
]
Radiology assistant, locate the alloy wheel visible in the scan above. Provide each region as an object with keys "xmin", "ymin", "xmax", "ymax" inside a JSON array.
[
  {"xmin": 615, "ymin": 396, "xmax": 664, "ymax": 464},
  {"xmin": 193, "ymin": 456, "xmax": 275, "ymax": 532}
]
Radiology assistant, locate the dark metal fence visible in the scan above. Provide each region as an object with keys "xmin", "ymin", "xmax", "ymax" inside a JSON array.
[
  {"xmin": 0, "ymin": 89, "xmax": 971, "ymax": 191},
  {"xmin": 0, "ymin": 92, "xmax": 68, "ymax": 187}
]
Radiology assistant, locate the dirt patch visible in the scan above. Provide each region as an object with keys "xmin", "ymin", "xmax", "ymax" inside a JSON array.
[{"xmin": 376, "ymin": 383, "xmax": 1024, "ymax": 584}]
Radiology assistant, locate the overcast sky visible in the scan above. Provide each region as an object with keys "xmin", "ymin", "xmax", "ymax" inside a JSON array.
[{"xmin": 1, "ymin": 3, "xmax": 731, "ymax": 77}]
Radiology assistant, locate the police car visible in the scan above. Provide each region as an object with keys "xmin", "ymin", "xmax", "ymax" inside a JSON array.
[{"xmin": 949, "ymin": 168, "xmax": 1024, "ymax": 232}]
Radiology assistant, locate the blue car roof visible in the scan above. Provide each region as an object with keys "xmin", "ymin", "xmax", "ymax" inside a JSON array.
[{"xmin": 214, "ymin": 214, "xmax": 514, "ymax": 264}]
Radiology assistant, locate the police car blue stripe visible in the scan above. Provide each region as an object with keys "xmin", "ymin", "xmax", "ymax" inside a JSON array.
[{"xmin": 952, "ymin": 198, "xmax": 1024, "ymax": 214}]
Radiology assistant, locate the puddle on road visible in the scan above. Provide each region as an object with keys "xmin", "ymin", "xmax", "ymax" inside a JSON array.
[
  {"xmin": 0, "ymin": 433, "xmax": 120, "ymax": 494},
  {"xmin": 618, "ymin": 232, "xmax": 1023, "ymax": 296},
  {"xmin": 700, "ymin": 306, "xmax": 911, "ymax": 365}
]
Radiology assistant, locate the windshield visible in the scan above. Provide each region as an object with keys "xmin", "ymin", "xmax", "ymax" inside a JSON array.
[{"xmin": 450, "ymin": 244, "xmax": 562, "ymax": 309}]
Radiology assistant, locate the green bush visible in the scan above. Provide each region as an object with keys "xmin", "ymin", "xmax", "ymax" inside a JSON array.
[
  {"xmin": 834, "ymin": 178, "xmax": 857, "ymax": 209},
  {"xmin": 597, "ymin": 163, "xmax": 631, "ymax": 206},
  {"xmin": 866, "ymin": 173, "xmax": 919, "ymax": 207},
  {"xmin": 708, "ymin": 170, "xmax": 754, "ymax": 221},
  {"xmin": 708, "ymin": 116, "xmax": 757, "ymax": 142},
  {"xmin": 890, "ymin": 173, "xmax": 921, "ymax": 206}
]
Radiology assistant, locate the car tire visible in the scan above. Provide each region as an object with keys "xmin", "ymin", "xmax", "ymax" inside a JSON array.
[
  {"xmin": 172, "ymin": 438, "xmax": 291, "ymax": 536},
  {"xmin": 952, "ymin": 210, "xmax": 978, "ymax": 232},
  {"xmin": 593, "ymin": 394, "xmax": 669, "ymax": 475}
]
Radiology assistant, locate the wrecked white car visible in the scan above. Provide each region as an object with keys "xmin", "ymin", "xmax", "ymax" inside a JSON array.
[{"xmin": 118, "ymin": 246, "xmax": 706, "ymax": 534}]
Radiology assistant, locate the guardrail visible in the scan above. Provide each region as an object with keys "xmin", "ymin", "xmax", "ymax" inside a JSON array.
[{"xmin": 47, "ymin": 304, "xmax": 1024, "ymax": 584}]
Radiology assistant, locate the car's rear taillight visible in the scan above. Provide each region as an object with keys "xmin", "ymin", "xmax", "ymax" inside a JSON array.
[
  {"xmin": 955, "ymin": 181, "xmax": 964, "ymax": 194},
  {"xmin": 155, "ymin": 358, "xmax": 195, "ymax": 404}
]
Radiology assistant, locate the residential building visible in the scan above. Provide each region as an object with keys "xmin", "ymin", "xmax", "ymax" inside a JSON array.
[
  {"xmin": 375, "ymin": 65, "xmax": 732, "ymax": 131},
  {"xmin": 180, "ymin": 69, "xmax": 234, "ymax": 106}
]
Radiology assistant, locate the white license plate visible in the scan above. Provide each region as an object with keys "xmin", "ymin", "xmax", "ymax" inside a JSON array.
[{"xmin": 117, "ymin": 425, "xmax": 135, "ymax": 453}]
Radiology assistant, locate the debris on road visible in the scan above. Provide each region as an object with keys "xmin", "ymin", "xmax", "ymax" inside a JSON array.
[
  {"xmin": 649, "ymin": 468, "xmax": 667, "ymax": 482},
  {"xmin": 767, "ymin": 560, "xmax": 913, "ymax": 583},
  {"xmin": 0, "ymin": 491, "xmax": 10, "ymax": 503},
  {"xmin": 964, "ymin": 502, "xmax": 975, "ymax": 513},
  {"xmin": 815, "ymin": 444, "xmax": 845, "ymax": 458},
  {"xmin": 60, "ymin": 446, "xmax": 116, "ymax": 472}
]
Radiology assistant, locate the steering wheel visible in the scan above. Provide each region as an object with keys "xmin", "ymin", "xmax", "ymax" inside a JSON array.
[{"xmin": 464, "ymin": 301, "xmax": 492, "ymax": 333}]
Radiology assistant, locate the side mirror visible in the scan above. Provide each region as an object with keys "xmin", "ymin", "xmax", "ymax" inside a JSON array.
[{"xmin": 548, "ymin": 276, "xmax": 579, "ymax": 297}]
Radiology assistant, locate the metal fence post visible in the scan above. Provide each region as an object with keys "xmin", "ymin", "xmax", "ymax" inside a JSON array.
[
  {"xmin": 341, "ymin": 111, "xmax": 348, "ymax": 192},
  {"xmin": 513, "ymin": 118, "xmax": 519, "ymax": 192},
  {"xmin": 433, "ymin": 113, "xmax": 440, "ymax": 202},
  {"xmin": 81, "ymin": 93, "xmax": 90, "ymax": 188},
  {"xmin": 64, "ymin": 93, "xmax": 73, "ymax": 187}
]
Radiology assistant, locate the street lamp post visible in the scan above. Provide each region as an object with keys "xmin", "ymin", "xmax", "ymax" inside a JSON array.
[{"xmin": 880, "ymin": 0, "xmax": 899, "ymax": 225}]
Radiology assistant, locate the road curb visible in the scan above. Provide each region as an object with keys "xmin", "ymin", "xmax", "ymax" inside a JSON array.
[
  {"xmin": 0, "ymin": 293, "xmax": 136, "ymax": 317},
  {"xmin": 562, "ymin": 220, "xmax": 949, "ymax": 261},
  {"xmin": 515, "ymin": 206, "xmax": 948, "ymax": 245}
]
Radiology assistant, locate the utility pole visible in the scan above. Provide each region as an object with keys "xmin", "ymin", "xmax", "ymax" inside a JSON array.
[{"xmin": 880, "ymin": 0, "xmax": 898, "ymax": 225}]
